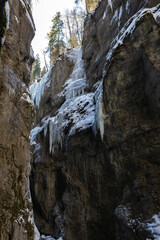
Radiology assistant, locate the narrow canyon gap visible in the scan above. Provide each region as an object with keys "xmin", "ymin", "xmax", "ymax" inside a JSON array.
[{"xmin": 1, "ymin": 0, "xmax": 160, "ymax": 240}]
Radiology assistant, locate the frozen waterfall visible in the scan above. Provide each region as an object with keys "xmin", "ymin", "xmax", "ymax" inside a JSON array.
[
  {"xmin": 48, "ymin": 47, "xmax": 91, "ymax": 154},
  {"xmin": 30, "ymin": 47, "xmax": 106, "ymax": 155}
]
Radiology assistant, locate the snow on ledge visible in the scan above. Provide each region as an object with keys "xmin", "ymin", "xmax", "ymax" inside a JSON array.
[
  {"xmin": 105, "ymin": 4, "xmax": 160, "ymax": 68},
  {"xmin": 146, "ymin": 213, "xmax": 160, "ymax": 240}
]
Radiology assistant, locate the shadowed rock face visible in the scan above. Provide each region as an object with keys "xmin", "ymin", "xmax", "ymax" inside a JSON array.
[
  {"xmin": 83, "ymin": 0, "xmax": 160, "ymax": 89},
  {"xmin": 30, "ymin": 1, "xmax": 160, "ymax": 240},
  {"xmin": 0, "ymin": 0, "xmax": 36, "ymax": 239}
]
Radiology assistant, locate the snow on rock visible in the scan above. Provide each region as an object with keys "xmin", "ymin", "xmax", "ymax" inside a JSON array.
[
  {"xmin": 1, "ymin": 1, "xmax": 10, "ymax": 46},
  {"xmin": 108, "ymin": 0, "xmax": 113, "ymax": 11},
  {"xmin": 145, "ymin": 214, "xmax": 160, "ymax": 240},
  {"xmin": 41, "ymin": 235, "xmax": 63, "ymax": 240},
  {"xmin": 5, "ymin": 1, "xmax": 10, "ymax": 31},
  {"xmin": 21, "ymin": 91, "xmax": 34, "ymax": 105},
  {"xmin": 118, "ymin": 6, "xmax": 123, "ymax": 27},
  {"xmin": 15, "ymin": 15, "xmax": 19, "ymax": 24},
  {"xmin": 19, "ymin": 0, "xmax": 35, "ymax": 31},
  {"xmin": 103, "ymin": 0, "xmax": 113, "ymax": 18},
  {"xmin": 110, "ymin": 9, "xmax": 118, "ymax": 25},
  {"xmin": 103, "ymin": 6, "xmax": 107, "ymax": 20},
  {"xmin": 30, "ymin": 126, "xmax": 44, "ymax": 146},
  {"xmin": 126, "ymin": 1, "xmax": 130, "ymax": 14},
  {"xmin": 49, "ymin": 93, "xmax": 95, "ymax": 154},
  {"xmin": 105, "ymin": 4, "xmax": 160, "ymax": 67}
]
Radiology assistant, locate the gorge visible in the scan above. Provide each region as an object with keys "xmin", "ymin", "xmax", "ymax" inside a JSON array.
[{"xmin": 0, "ymin": 0, "xmax": 160, "ymax": 240}]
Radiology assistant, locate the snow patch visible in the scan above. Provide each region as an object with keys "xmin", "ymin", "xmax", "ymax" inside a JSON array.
[
  {"xmin": 126, "ymin": 1, "xmax": 130, "ymax": 14},
  {"xmin": 103, "ymin": 7, "xmax": 107, "ymax": 20},
  {"xmin": 5, "ymin": 1, "xmax": 10, "ymax": 30},
  {"xmin": 21, "ymin": 92, "xmax": 34, "ymax": 106},
  {"xmin": 30, "ymin": 126, "xmax": 44, "ymax": 146},
  {"xmin": 118, "ymin": 6, "xmax": 123, "ymax": 27},
  {"xmin": 108, "ymin": 0, "xmax": 113, "ymax": 11},
  {"xmin": 1, "ymin": 1, "xmax": 10, "ymax": 46},
  {"xmin": 110, "ymin": 9, "xmax": 118, "ymax": 25},
  {"xmin": 15, "ymin": 15, "xmax": 19, "ymax": 24},
  {"xmin": 146, "ymin": 214, "xmax": 160, "ymax": 240},
  {"xmin": 41, "ymin": 235, "xmax": 63, "ymax": 240}
]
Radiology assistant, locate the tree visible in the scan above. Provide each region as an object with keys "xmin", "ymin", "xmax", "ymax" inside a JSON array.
[
  {"xmin": 31, "ymin": 54, "xmax": 41, "ymax": 83},
  {"xmin": 64, "ymin": 6, "xmax": 85, "ymax": 48},
  {"xmin": 75, "ymin": 0, "xmax": 99, "ymax": 13},
  {"xmin": 47, "ymin": 12, "xmax": 65, "ymax": 63},
  {"xmin": 41, "ymin": 66, "xmax": 47, "ymax": 78}
]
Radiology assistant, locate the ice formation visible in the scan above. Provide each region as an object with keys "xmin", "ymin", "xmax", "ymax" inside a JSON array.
[
  {"xmin": 64, "ymin": 47, "xmax": 87, "ymax": 99},
  {"xmin": 30, "ymin": 47, "xmax": 106, "ymax": 155},
  {"xmin": 93, "ymin": 81, "xmax": 106, "ymax": 141},
  {"xmin": 29, "ymin": 66, "xmax": 53, "ymax": 108},
  {"xmin": 48, "ymin": 47, "xmax": 94, "ymax": 154}
]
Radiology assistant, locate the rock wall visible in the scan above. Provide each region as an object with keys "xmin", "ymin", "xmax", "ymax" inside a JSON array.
[
  {"xmin": 0, "ymin": 0, "xmax": 39, "ymax": 239},
  {"xmin": 83, "ymin": 0, "xmax": 160, "ymax": 88},
  {"xmin": 30, "ymin": 0, "xmax": 160, "ymax": 240}
]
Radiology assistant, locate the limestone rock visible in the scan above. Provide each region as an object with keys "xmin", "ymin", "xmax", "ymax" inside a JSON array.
[{"xmin": 0, "ymin": 0, "xmax": 38, "ymax": 239}]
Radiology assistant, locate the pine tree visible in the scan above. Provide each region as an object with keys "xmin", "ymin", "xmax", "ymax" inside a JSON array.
[
  {"xmin": 47, "ymin": 12, "xmax": 65, "ymax": 63},
  {"xmin": 31, "ymin": 54, "xmax": 41, "ymax": 83},
  {"xmin": 41, "ymin": 66, "xmax": 47, "ymax": 78}
]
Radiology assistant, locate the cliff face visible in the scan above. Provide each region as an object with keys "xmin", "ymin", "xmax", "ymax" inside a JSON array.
[
  {"xmin": 0, "ymin": 0, "xmax": 38, "ymax": 239},
  {"xmin": 30, "ymin": 0, "xmax": 160, "ymax": 240},
  {"xmin": 83, "ymin": 0, "xmax": 160, "ymax": 88}
]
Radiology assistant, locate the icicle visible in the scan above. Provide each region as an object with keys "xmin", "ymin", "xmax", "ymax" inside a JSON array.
[
  {"xmin": 93, "ymin": 81, "xmax": 107, "ymax": 141},
  {"xmin": 29, "ymin": 65, "xmax": 53, "ymax": 108}
]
